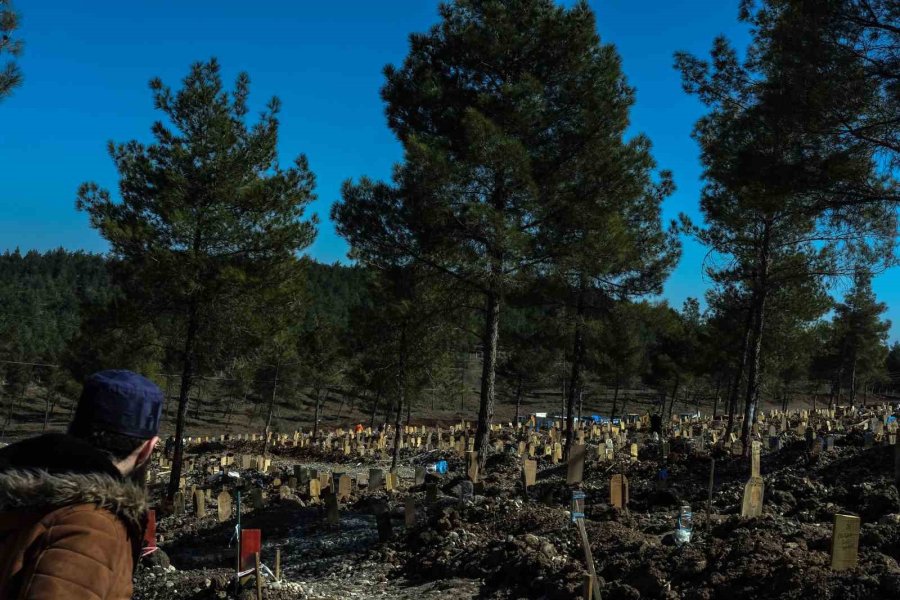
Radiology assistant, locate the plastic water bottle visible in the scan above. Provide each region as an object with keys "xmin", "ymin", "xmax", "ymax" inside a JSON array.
[
  {"xmin": 426, "ymin": 460, "xmax": 448, "ymax": 475},
  {"xmin": 675, "ymin": 504, "xmax": 693, "ymax": 545}
]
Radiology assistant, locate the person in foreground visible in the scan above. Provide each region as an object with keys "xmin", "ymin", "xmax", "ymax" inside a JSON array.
[{"xmin": 0, "ymin": 370, "xmax": 163, "ymax": 600}]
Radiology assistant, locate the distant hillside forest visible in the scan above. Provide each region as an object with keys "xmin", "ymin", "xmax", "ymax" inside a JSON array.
[
  {"xmin": 0, "ymin": 249, "xmax": 370, "ymax": 376},
  {"xmin": 2, "ymin": 249, "xmax": 899, "ymax": 420}
]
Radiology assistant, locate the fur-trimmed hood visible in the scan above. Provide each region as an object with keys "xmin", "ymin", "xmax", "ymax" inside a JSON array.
[{"xmin": 0, "ymin": 469, "xmax": 147, "ymax": 531}]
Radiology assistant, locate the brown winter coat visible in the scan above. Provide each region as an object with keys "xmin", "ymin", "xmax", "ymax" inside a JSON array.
[{"xmin": 0, "ymin": 435, "xmax": 148, "ymax": 600}]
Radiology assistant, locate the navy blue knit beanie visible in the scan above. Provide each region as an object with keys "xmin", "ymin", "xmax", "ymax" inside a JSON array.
[{"xmin": 70, "ymin": 370, "xmax": 164, "ymax": 439}]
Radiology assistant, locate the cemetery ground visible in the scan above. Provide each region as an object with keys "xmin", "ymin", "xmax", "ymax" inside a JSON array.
[{"xmin": 132, "ymin": 405, "xmax": 900, "ymax": 600}]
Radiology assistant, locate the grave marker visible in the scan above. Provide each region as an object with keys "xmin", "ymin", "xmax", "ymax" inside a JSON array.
[
  {"xmin": 250, "ymin": 487, "xmax": 265, "ymax": 510},
  {"xmin": 193, "ymin": 489, "xmax": 206, "ymax": 518},
  {"xmin": 173, "ymin": 491, "xmax": 185, "ymax": 516},
  {"xmin": 217, "ymin": 491, "xmax": 232, "ymax": 522},
  {"xmin": 425, "ymin": 483, "xmax": 438, "ymax": 502},
  {"xmin": 566, "ymin": 444, "xmax": 586, "ymax": 485},
  {"xmin": 830, "ymin": 514, "xmax": 861, "ymax": 571},
  {"xmin": 466, "ymin": 451, "xmax": 479, "ymax": 482},
  {"xmin": 369, "ymin": 469, "xmax": 384, "ymax": 492},
  {"xmin": 523, "ymin": 459, "xmax": 537, "ymax": 488},
  {"xmin": 338, "ymin": 475, "xmax": 352, "ymax": 501},
  {"xmin": 610, "ymin": 474, "xmax": 628, "ymax": 509},
  {"xmin": 325, "ymin": 493, "xmax": 339, "ymax": 524},
  {"xmin": 741, "ymin": 476, "xmax": 764, "ymax": 518},
  {"xmin": 751, "ymin": 440, "xmax": 761, "ymax": 478}
]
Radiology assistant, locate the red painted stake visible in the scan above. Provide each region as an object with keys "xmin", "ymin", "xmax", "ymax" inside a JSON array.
[
  {"xmin": 143, "ymin": 509, "xmax": 157, "ymax": 550},
  {"xmin": 240, "ymin": 529, "xmax": 261, "ymax": 571}
]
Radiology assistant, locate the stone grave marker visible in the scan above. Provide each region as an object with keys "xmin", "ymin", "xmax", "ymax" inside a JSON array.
[
  {"xmin": 425, "ymin": 483, "xmax": 438, "ymax": 503},
  {"xmin": 217, "ymin": 491, "xmax": 232, "ymax": 522},
  {"xmin": 523, "ymin": 459, "xmax": 537, "ymax": 488},
  {"xmin": 751, "ymin": 441, "xmax": 761, "ymax": 477},
  {"xmin": 376, "ymin": 512, "xmax": 393, "ymax": 542},
  {"xmin": 629, "ymin": 443, "xmax": 638, "ymax": 462},
  {"xmin": 250, "ymin": 487, "xmax": 265, "ymax": 510},
  {"xmin": 414, "ymin": 466, "xmax": 426, "ymax": 487},
  {"xmin": 324, "ymin": 493, "xmax": 339, "ymax": 524},
  {"xmin": 192, "ymin": 489, "xmax": 206, "ymax": 518},
  {"xmin": 173, "ymin": 491, "xmax": 185, "ymax": 516},
  {"xmin": 466, "ymin": 451, "xmax": 479, "ymax": 482},
  {"xmin": 610, "ymin": 474, "xmax": 628, "ymax": 509},
  {"xmin": 566, "ymin": 444, "xmax": 586, "ymax": 485},
  {"xmin": 309, "ymin": 479, "xmax": 321, "ymax": 499},
  {"xmin": 830, "ymin": 514, "xmax": 861, "ymax": 571},
  {"xmin": 338, "ymin": 475, "xmax": 352, "ymax": 501},
  {"xmin": 319, "ymin": 471, "xmax": 332, "ymax": 493},
  {"xmin": 369, "ymin": 469, "xmax": 384, "ymax": 492}
]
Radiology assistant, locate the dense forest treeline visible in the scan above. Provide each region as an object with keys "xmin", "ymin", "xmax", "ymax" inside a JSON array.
[{"xmin": 2, "ymin": 0, "xmax": 898, "ymax": 495}]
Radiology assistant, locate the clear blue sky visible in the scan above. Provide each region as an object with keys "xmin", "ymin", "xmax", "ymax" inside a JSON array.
[{"xmin": 2, "ymin": 0, "xmax": 897, "ymax": 341}]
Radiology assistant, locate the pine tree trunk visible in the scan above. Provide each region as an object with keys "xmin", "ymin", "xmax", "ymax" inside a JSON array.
[
  {"xmin": 405, "ymin": 390, "xmax": 411, "ymax": 427},
  {"xmin": 42, "ymin": 389, "xmax": 55, "ymax": 433},
  {"xmin": 725, "ymin": 284, "xmax": 754, "ymax": 441},
  {"xmin": 565, "ymin": 284, "xmax": 586, "ymax": 459},
  {"xmin": 370, "ymin": 391, "xmax": 380, "ymax": 430},
  {"xmin": 514, "ymin": 377, "xmax": 523, "ymax": 425},
  {"xmin": 712, "ymin": 376, "xmax": 722, "ymax": 419},
  {"xmin": 611, "ymin": 379, "xmax": 620, "ymax": 421},
  {"xmin": 313, "ymin": 388, "xmax": 322, "ymax": 441},
  {"xmin": 263, "ymin": 364, "xmax": 279, "ymax": 456},
  {"xmin": 163, "ymin": 375, "xmax": 173, "ymax": 421},
  {"xmin": 474, "ymin": 290, "xmax": 500, "ymax": 472},
  {"xmin": 392, "ymin": 341, "xmax": 406, "ymax": 472},
  {"xmin": 667, "ymin": 375, "xmax": 681, "ymax": 427},
  {"xmin": 740, "ymin": 223, "xmax": 771, "ymax": 457},
  {"xmin": 850, "ymin": 358, "xmax": 858, "ymax": 405},
  {"xmin": 167, "ymin": 305, "xmax": 199, "ymax": 502}
]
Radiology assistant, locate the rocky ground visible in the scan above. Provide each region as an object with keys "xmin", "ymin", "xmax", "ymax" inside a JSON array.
[{"xmin": 135, "ymin": 426, "xmax": 900, "ymax": 600}]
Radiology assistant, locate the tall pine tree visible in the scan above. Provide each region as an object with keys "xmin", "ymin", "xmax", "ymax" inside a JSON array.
[
  {"xmin": 336, "ymin": 0, "xmax": 677, "ymax": 469},
  {"xmin": 77, "ymin": 59, "xmax": 317, "ymax": 501}
]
